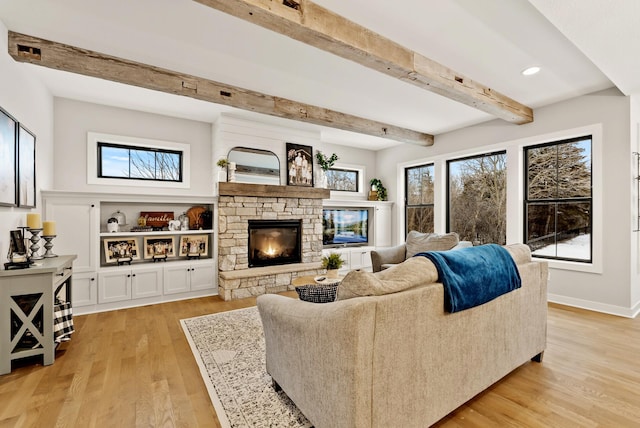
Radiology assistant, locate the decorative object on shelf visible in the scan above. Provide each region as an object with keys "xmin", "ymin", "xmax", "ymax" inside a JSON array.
[
  {"xmin": 168, "ymin": 219, "xmax": 181, "ymax": 231},
  {"xmin": 5, "ymin": 229, "xmax": 29, "ymax": 269},
  {"xmin": 200, "ymin": 210, "xmax": 213, "ymax": 230},
  {"xmin": 111, "ymin": 210, "xmax": 127, "ymax": 227},
  {"xmin": 130, "ymin": 226, "xmax": 153, "ymax": 233},
  {"xmin": 369, "ymin": 178, "xmax": 388, "ymax": 201},
  {"xmin": 286, "ymin": 142, "xmax": 314, "ymax": 187},
  {"xmin": 42, "ymin": 235, "xmax": 58, "ymax": 258},
  {"xmin": 137, "ymin": 216, "xmax": 147, "ymax": 227},
  {"xmin": 179, "ymin": 235, "xmax": 208, "ymax": 257},
  {"xmin": 103, "ymin": 237, "xmax": 140, "ymax": 264},
  {"xmin": 107, "ymin": 217, "xmax": 119, "ymax": 233},
  {"xmin": 26, "ymin": 212, "xmax": 41, "ymax": 229},
  {"xmin": 228, "ymin": 161, "xmax": 237, "ymax": 182},
  {"xmin": 321, "ymin": 252, "xmax": 344, "ymax": 278},
  {"xmin": 27, "ymin": 227, "xmax": 44, "ymax": 260},
  {"xmin": 178, "ymin": 212, "xmax": 190, "ymax": 231},
  {"xmin": 186, "ymin": 206, "xmax": 206, "ymax": 229},
  {"xmin": 143, "ymin": 236, "xmax": 175, "ymax": 260},
  {"xmin": 139, "ymin": 211, "xmax": 173, "ymax": 230},
  {"xmin": 217, "ymin": 157, "xmax": 229, "ymax": 183},
  {"xmin": 315, "ymin": 151, "xmax": 338, "ymax": 189}
]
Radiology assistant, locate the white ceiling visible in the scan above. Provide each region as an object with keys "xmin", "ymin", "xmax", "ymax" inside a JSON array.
[{"xmin": 0, "ymin": 0, "xmax": 630, "ymax": 150}]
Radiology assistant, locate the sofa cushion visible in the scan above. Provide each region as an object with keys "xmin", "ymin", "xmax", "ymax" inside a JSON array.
[
  {"xmin": 295, "ymin": 284, "xmax": 338, "ymax": 303},
  {"xmin": 337, "ymin": 257, "xmax": 438, "ymax": 300},
  {"xmin": 405, "ymin": 231, "xmax": 459, "ymax": 258}
]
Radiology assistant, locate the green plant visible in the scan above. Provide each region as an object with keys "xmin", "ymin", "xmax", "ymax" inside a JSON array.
[
  {"xmin": 369, "ymin": 178, "xmax": 387, "ymax": 201},
  {"xmin": 315, "ymin": 151, "xmax": 339, "ymax": 171},
  {"xmin": 216, "ymin": 158, "xmax": 229, "ymax": 168},
  {"xmin": 321, "ymin": 252, "xmax": 344, "ymax": 270}
]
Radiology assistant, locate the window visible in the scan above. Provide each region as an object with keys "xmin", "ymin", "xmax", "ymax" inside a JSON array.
[
  {"xmin": 326, "ymin": 168, "xmax": 359, "ymax": 192},
  {"xmin": 524, "ymin": 136, "xmax": 592, "ymax": 262},
  {"xmin": 405, "ymin": 163, "xmax": 434, "ymax": 234},
  {"xmin": 87, "ymin": 132, "xmax": 190, "ymax": 188},
  {"xmin": 447, "ymin": 151, "xmax": 507, "ymax": 245},
  {"xmin": 98, "ymin": 142, "xmax": 182, "ymax": 182}
]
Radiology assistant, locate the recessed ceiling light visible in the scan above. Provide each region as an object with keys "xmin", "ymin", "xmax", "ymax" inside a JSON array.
[{"xmin": 522, "ymin": 66, "xmax": 541, "ymax": 76}]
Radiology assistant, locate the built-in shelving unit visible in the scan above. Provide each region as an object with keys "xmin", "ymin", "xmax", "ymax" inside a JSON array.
[{"xmin": 42, "ymin": 191, "xmax": 218, "ymax": 315}]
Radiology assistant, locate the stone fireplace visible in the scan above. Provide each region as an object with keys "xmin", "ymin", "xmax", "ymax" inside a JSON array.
[{"xmin": 217, "ymin": 182, "xmax": 330, "ymax": 300}]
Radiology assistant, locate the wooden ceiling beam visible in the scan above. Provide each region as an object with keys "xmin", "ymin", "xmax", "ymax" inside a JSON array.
[
  {"xmin": 194, "ymin": 0, "xmax": 533, "ymax": 125},
  {"xmin": 7, "ymin": 31, "xmax": 433, "ymax": 146}
]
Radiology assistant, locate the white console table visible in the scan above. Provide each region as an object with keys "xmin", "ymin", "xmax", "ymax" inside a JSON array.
[{"xmin": 0, "ymin": 255, "xmax": 76, "ymax": 375}]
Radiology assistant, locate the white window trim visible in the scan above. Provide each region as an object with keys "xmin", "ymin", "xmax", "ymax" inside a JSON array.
[
  {"xmin": 87, "ymin": 132, "xmax": 191, "ymax": 189},
  {"xmin": 327, "ymin": 162, "xmax": 366, "ymax": 199}
]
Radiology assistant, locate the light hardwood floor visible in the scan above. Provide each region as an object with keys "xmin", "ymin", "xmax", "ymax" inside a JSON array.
[{"xmin": 1, "ymin": 297, "xmax": 639, "ymax": 427}]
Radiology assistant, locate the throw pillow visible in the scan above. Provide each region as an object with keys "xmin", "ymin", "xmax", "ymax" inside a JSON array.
[
  {"xmin": 405, "ymin": 231, "xmax": 459, "ymax": 258},
  {"xmin": 337, "ymin": 257, "xmax": 438, "ymax": 300},
  {"xmin": 295, "ymin": 284, "xmax": 338, "ymax": 303}
]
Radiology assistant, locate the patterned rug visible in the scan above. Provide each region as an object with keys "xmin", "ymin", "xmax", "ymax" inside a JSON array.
[{"xmin": 180, "ymin": 307, "xmax": 312, "ymax": 428}]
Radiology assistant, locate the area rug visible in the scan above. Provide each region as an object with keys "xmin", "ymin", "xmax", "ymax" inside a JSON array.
[{"xmin": 180, "ymin": 307, "xmax": 312, "ymax": 428}]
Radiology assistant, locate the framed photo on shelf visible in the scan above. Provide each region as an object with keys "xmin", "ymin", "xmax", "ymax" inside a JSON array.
[
  {"xmin": 103, "ymin": 237, "xmax": 140, "ymax": 263},
  {"xmin": 0, "ymin": 107, "xmax": 17, "ymax": 207},
  {"xmin": 9, "ymin": 229, "xmax": 26, "ymax": 255},
  {"xmin": 286, "ymin": 143, "xmax": 313, "ymax": 187},
  {"xmin": 179, "ymin": 235, "xmax": 208, "ymax": 257},
  {"xmin": 143, "ymin": 236, "xmax": 176, "ymax": 259},
  {"xmin": 17, "ymin": 124, "xmax": 36, "ymax": 208}
]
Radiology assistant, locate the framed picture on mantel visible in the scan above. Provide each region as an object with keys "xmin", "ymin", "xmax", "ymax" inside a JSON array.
[{"xmin": 286, "ymin": 143, "xmax": 313, "ymax": 187}]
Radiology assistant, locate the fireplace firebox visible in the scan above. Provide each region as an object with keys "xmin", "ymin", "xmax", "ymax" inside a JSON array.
[{"xmin": 248, "ymin": 220, "xmax": 302, "ymax": 267}]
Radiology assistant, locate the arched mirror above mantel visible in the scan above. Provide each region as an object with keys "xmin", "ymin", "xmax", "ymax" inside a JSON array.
[{"xmin": 227, "ymin": 147, "xmax": 280, "ymax": 185}]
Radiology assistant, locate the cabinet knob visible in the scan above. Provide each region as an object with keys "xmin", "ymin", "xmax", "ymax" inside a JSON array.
[
  {"xmin": 91, "ymin": 278, "xmax": 95, "ymax": 281},
  {"xmin": 56, "ymin": 272, "xmax": 65, "ymax": 276},
  {"xmin": 127, "ymin": 274, "xmax": 131, "ymax": 277},
  {"xmin": 91, "ymin": 204, "xmax": 95, "ymax": 208},
  {"xmin": 132, "ymin": 274, "xmax": 136, "ymax": 277}
]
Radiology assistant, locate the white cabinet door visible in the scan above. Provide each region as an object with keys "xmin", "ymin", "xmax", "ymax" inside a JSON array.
[
  {"xmin": 131, "ymin": 266, "xmax": 163, "ymax": 299},
  {"xmin": 43, "ymin": 196, "xmax": 99, "ymax": 272},
  {"xmin": 374, "ymin": 205, "xmax": 392, "ymax": 247},
  {"xmin": 190, "ymin": 263, "xmax": 216, "ymax": 291},
  {"xmin": 72, "ymin": 272, "xmax": 98, "ymax": 307},
  {"xmin": 98, "ymin": 270, "xmax": 132, "ymax": 303},
  {"xmin": 163, "ymin": 264, "xmax": 191, "ymax": 295},
  {"xmin": 350, "ymin": 248, "xmax": 373, "ymax": 271}
]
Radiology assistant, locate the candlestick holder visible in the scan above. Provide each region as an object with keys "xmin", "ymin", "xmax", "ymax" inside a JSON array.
[
  {"xmin": 28, "ymin": 228, "xmax": 44, "ymax": 260},
  {"xmin": 42, "ymin": 235, "xmax": 58, "ymax": 258}
]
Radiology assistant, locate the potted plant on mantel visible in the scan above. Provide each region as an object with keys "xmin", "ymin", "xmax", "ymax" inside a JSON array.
[
  {"xmin": 321, "ymin": 252, "xmax": 344, "ymax": 278},
  {"xmin": 216, "ymin": 158, "xmax": 229, "ymax": 183},
  {"xmin": 369, "ymin": 178, "xmax": 388, "ymax": 201},
  {"xmin": 315, "ymin": 151, "xmax": 339, "ymax": 188}
]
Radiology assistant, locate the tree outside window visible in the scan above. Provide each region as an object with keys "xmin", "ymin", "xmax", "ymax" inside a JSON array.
[
  {"xmin": 447, "ymin": 152, "xmax": 507, "ymax": 245},
  {"xmin": 405, "ymin": 163, "xmax": 434, "ymax": 235},
  {"xmin": 98, "ymin": 142, "xmax": 182, "ymax": 182},
  {"xmin": 525, "ymin": 137, "xmax": 592, "ymax": 262}
]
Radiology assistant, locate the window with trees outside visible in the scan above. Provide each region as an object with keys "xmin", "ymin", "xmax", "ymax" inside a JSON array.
[
  {"xmin": 524, "ymin": 136, "xmax": 592, "ymax": 262},
  {"xmin": 447, "ymin": 151, "xmax": 507, "ymax": 245},
  {"xmin": 326, "ymin": 168, "xmax": 359, "ymax": 192},
  {"xmin": 405, "ymin": 163, "xmax": 435, "ymax": 235},
  {"xmin": 98, "ymin": 142, "xmax": 183, "ymax": 182}
]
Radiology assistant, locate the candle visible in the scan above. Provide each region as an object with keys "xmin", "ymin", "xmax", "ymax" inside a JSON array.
[
  {"xmin": 27, "ymin": 213, "xmax": 42, "ymax": 229},
  {"xmin": 43, "ymin": 221, "xmax": 56, "ymax": 236}
]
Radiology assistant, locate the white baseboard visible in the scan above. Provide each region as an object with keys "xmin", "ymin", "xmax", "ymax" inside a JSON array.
[{"xmin": 548, "ymin": 293, "xmax": 640, "ymax": 318}]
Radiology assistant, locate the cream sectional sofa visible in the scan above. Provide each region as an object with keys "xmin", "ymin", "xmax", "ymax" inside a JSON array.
[{"xmin": 257, "ymin": 244, "xmax": 548, "ymax": 428}]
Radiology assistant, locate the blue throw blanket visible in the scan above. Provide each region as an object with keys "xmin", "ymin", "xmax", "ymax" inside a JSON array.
[{"xmin": 415, "ymin": 244, "xmax": 521, "ymax": 313}]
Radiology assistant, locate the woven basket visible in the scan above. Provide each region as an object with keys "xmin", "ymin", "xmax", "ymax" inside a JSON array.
[{"xmin": 295, "ymin": 283, "xmax": 338, "ymax": 303}]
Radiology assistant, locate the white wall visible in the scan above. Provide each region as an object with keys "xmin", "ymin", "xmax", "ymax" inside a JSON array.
[
  {"xmin": 53, "ymin": 98, "xmax": 213, "ymax": 196},
  {"xmin": 0, "ymin": 20, "xmax": 54, "ymax": 261},
  {"xmin": 378, "ymin": 88, "xmax": 639, "ymax": 316},
  {"xmin": 213, "ymin": 114, "xmax": 376, "ymax": 195}
]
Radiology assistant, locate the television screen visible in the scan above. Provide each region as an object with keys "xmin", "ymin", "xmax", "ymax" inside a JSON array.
[{"xmin": 323, "ymin": 209, "xmax": 369, "ymax": 246}]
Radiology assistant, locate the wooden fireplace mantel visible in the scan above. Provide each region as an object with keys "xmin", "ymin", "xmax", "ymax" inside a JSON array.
[{"xmin": 218, "ymin": 182, "xmax": 330, "ymax": 199}]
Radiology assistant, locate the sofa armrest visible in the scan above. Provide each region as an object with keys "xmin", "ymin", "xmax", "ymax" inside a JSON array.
[
  {"xmin": 257, "ymin": 294, "xmax": 376, "ymax": 428},
  {"xmin": 370, "ymin": 244, "xmax": 406, "ymax": 272}
]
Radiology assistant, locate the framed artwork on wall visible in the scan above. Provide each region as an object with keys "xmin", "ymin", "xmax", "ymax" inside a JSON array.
[
  {"xmin": 286, "ymin": 143, "xmax": 313, "ymax": 187},
  {"xmin": 103, "ymin": 238, "xmax": 140, "ymax": 263},
  {"xmin": 143, "ymin": 236, "xmax": 176, "ymax": 259},
  {"xmin": 17, "ymin": 124, "xmax": 36, "ymax": 208},
  {"xmin": 0, "ymin": 107, "xmax": 17, "ymax": 207}
]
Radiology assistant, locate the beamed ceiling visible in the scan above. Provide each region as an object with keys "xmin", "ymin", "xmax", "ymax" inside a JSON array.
[{"xmin": 1, "ymin": 0, "xmax": 632, "ymax": 150}]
